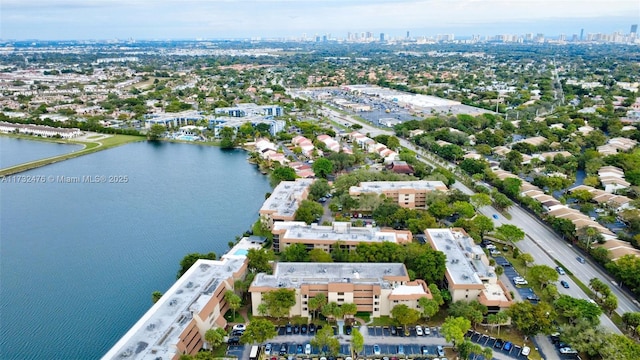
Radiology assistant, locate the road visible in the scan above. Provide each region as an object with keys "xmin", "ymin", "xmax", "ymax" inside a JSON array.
[{"xmin": 321, "ymin": 105, "xmax": 637, "ymax": 333}]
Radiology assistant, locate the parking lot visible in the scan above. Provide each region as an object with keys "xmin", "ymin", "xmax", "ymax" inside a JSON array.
[
  {"xmin": 466, "ymin": 330, "xmax": 529, "ymax": 360},
  {"xmin": 492, "ymin": 256, "xmax": 539, "ymax": 304}
]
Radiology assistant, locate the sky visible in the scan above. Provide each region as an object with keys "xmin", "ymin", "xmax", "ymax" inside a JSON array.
[{"xmin": 1, "ymin": 0, "xmax": 639, "ymax": 40}]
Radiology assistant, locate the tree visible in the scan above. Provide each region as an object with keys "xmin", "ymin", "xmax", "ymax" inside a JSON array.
[
  {"xmin": 147, "ymin": 124, "xmax": 166, "ymax": 140},
  {"xmin": 294, "ymin": 200, "xmax": 324, "ymax": 224},
  {"xmin": 224, "ymin": 290, "xmax": 242, "ymax": 320},
  {"xmin": 246, "ymin": 248, "xmax": 274, "ymax": 274},
  {"xmin": 241, "ymin": 318, "xmax": 277, "ymax": 344},
  {"xmin": 501, "ymin": 177, "xmax": 522, "ymax": 198},
  {"xmin": 458, "ymin": 340, "xmax": 484, "ymax": 360},
  {"xmin": 261, "ymin": 288, "xmax": 296, "ymax": 319},
  {"xmin": 441, "ymin": 316, "xmax": 471, "ymax": 347},
  {"xmin": 322, "ymin": 301, "xmax": 343, "ymax": 321},
  {"xmin": 312, "ymin": 158, "xmax": 334, "ymax": 178},
  {"xmin": 529, "ymin": 265, "xmax": 559, "ymax": 289},
  {"xmin": 453, "ymin": 201, "xmax": 475, "ymax": 219},
  {"xmin": 428, "ymin": 284, "xmax": 444, "ymax": 306},
  {"xmin": 177, "ymin": 252, "xmax": 217, "ymax": 278},
  {"xmin": 495, "ymin": 224, "xmax": 525, "ymax": 244},
  {"xmin": 602, "ymin": 295, "xmax": 618, "ymax": 316},
  {"xmin": 311, "ymin": 326, "xmax": 340, "ymax": 356},
  {"xmin": 487, "ymin": 311, "xmax": 509, "ymax": 336},
  {"xmin": 205, "ymin": 327, "xmax": 227, "ymax": 349},
  {"xmin": 309, "ymin": 248, "xmax": 333, "ymax": 262},
  {"xmin": 309, "ymin": 179, "xmax": 331, "ymax": 200},
  {"xmin": 372, "ymin": 202, "xmax": 402, "ymax": 226},
  {"xmin": 470, "ymin": 193, "xmax": 492, "ymax": 209},
  {"xmin": 270, "ymin": 166, "xmax": 296, "ymax": 184},
  {"xmin": 391, "ymin": 304, "xmax": 420, "ymax": 332},
  {"xmin": 519, "ymin": 253, "xmax": 535, "ymax": 275},
  {"xmin": 577, "ymin": 227, "xmax": 604, "ymax": 249},
  {"xmin": 280, "ymin": 243, "xmax": 310, "ymax": 262},
  {"xmin": 507, "ymin": 301, "xmax": 555, "ymax": 337},
  {"xmin": 219, "ymin": 126, "xmax": 236, "ymax": 149},
  {"xmin": 308, "ymin": 293, "xmax": 327, "ymax": 320},
  {"xmin": 471, "ymin": 215, "xmax": 494, "ymax": 238},
  {"xmin": 418, "ymin": 297, "xmax": 439, "ymax": 320},
  {"xmin": 448, "ymin": 300, "xmax": 487, "ymax": 328},
  {"xmin": 152, "ymin": 291, "xmax": 163, "ymax": 304},
  {"xmin": 351, "ymin": 328, "xmax": 364, "ymax": 356},
  {"xmin": 341, "ymin": 302, "xmax": 358, "ymax": 319},
  {"xmin": 492, "ymin": 192, "xmax": 513, "ymax": 211}
]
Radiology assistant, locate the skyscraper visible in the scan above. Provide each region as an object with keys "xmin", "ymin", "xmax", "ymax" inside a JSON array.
[
  {"xmin": 580, "ymin": 28, "xmax": 584, "ymax": 41},
  {"xmin": 379, "ymin": 33, "xmax": 385, "ymax": 42},
  {"xmin": 631, "ymin": 24, "xmax": 638, "ymax": 35}
]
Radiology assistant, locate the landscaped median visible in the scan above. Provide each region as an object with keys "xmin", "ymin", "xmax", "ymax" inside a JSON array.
[{"xmin": 0, "ymin": 134, "xmax": 145, "ymax": 177}]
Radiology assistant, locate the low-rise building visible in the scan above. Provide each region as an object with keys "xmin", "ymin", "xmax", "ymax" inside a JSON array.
[
  {"xmin": 259, "ymin": 179, "xmax": 314, "ymax": 229},
  {"xmin": 425, "ymin": 228, "xmax": 513, "ymax": 313},
  {"xmin": 0, "ymin": 121, "xmax": 82, "ymax": 139},
  {"xmin": 349, "ymin": 180, "xmax": 448, "ymax": 209},
  {"xmin": 249, "ymin": 262, "xmax": 432, "ymax": 319},
  {"xmin": 271, "ymin": 221, "xmax": 412, "ymax": 252},
  {"xmin": 102, "ymin": 239, "xmax": 261, "ymax": 360}
]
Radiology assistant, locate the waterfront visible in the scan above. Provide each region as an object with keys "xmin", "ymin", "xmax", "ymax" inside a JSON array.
[
  {"xmin": 0, "ymin": 136, "xmax": 84, "ymax": 169},
  {"xmin": 0, "ymin": 139, "xmax": 272, "ymax": 360}
]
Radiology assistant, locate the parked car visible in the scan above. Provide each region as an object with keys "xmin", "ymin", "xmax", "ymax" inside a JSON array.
[
  {"xmin": 308, "ymin": 323, "xmax": 316, "ymax": 333},
  {"xmin": 415, "ymin": 325, "xmax": 424, "ymax": 336},
  {"xmin": 345, "ymin": 325, "xmax": 352, "ymax": 335},
  {"xmin": 301, "ymin": 324, "xmax": 308, "ymax": 334},
  {"xmin": 279, "ymin": 344, "xmax": 288, "ymax": 356},
  {"xmin": 437, "ymin": 345, "xmax": 445, "ymax": 356},
  {"xmin": 305, "ymin": 343, "xmax": 311, "ymax": 355},
  {"xmin": 293, "ymin": 325, "xmax": 300, "ymax": 334},
  {"xmin": 527, "ymin": 294, "xmax": 541, "ymax": 301},
  {"xmin": 390, "ymin": 326, "xmax": 397, "ymax": 336},
  {"xmin": 232, "ymin": 324, "xmax": 246, "ymax": 332},
  {"xmin": 494, "ymin": 339, "xmax": 504, "ymax": 348},
  {"xmin": 560, "ymin": 347, "xmax": 577, "ymax": 354},
  {"xmin": 556, "ymin": 266, "xmax": 566, "ymax": 275},
  {"xmin": 503, "ymin": 342, "xmax": 513, "ymax": 351},
  {"xmin": 373, "ymin": 344, "xmax": 381, "ymax": 355},
  {"xmin": 286, "ymin": 323, "xmax": 292, "ymax": 335},
  {"xmin": 227, "ymin": 337, "xmax": 240, "ymax": 345},
  {"xmin": 561, "ymin": 280, "xmax": 570, "ymax": 288},
  {"xmin": 424, "ymin": 326, "xmax": 431, "ymax": 335},
  {"xmin": 397, "ymin": 345, "xmax": 405, "ymax": 355},
  {"xmin": 231, "ymin": 329, "xmax": 244, "ymax": 336},
  {"xmin": 421, "ymin": 346, "xmax": 429, "ymax": 355},
  {"xmin": 296, "ymin": 344, "xmax": 303, "ymax": 354},
  {"xmin": 264, "ymin": 343, "xmax": 272, "ymax": 355},
  {"xmin": 521, "ymin": 346, "xmax": 531, "ymax": 356}
]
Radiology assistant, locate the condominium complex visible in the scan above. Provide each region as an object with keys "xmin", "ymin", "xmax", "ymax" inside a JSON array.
[
  {"xmin": 249, "ymin": 263, "xmax": 432, "ymax": 319},
  {"xmin": 425, "ymin": 228, "xmax": 513, "ymax": 313},
  {"xmin": 214, "ymin": 103, "xmax": 282, "ymax": 118},
  {"xmin": 271, "ymin": 221, "xmax": 412, "ymax": 252},
  {"xmin": 349, "ymin": 180, "xmax": 448, "ymax": 209},
  {"xmin": 102, "ymin": 239, "xmax": 261, "ymax": 360},
  {"xmin": 259, "ymin": 179, "xmax": 314, "ymax": 229}
]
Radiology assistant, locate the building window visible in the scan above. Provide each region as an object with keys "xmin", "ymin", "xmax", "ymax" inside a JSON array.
[
  {"xmin": 303, "ymin": 301, "xmax": 307, "ymax": 305},
  {"xmin": 303, "ymin": 307, "xmax": 307, "ymax": 311},
  {"xmin": 374, "ymin": 307, "xmax": 379, "ymax": 312},
  {"xmin": 374, "ymin": 295, "xmax": 379, "ymax": 299},
  {"xmin": 393, "ymin": 300, "xmax": 399, "ymax": 303},
  {"xmin": 337, "ymin": 292, "xmax": 344, "ymax": 296},
  {"xmin": 304, "ymin": 295, "xmax": 308, "ymax": 298}
]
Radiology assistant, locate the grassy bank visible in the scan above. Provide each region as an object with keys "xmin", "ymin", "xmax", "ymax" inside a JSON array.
[{"xmin": 0, "ymin": 134, "xmax": 145, "ymax": 176}]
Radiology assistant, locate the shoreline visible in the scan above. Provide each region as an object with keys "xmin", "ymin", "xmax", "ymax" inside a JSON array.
[{"xmin": 0, "ymin": 133, "xmax": 145, "ymax": 177}]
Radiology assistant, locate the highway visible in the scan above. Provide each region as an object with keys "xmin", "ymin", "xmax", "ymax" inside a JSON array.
[{"xmin": 321, "ymin": 105, "xmax": 638, "ymax": 333}]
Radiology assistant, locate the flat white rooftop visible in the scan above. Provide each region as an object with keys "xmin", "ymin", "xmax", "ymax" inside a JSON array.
[
  {"xmin": 426, "ymin": 228, "xmax": 495, "ymax": 286},
  {"xmin": 274, "ymin": 221, "xmax": 411, "ymax": 243},
  {"xmin": 102, "ymin": 238, "xmax": 262, "ymax": 360},
  {"xmin": 251, "ymin": 262, "xmax": 407, "ymax": 289},
  {"xmin": 350, "ymin": 180, "xmax": 447, "ymax": 193},
  {"xmin": 260, "ymin": 179, "xmax": 314, "ymax": 218}
]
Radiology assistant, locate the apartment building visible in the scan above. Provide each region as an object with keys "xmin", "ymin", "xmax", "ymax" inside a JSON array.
[
  {"xmin": 425, "ymin": 228, "xmax": 513, "ymax": 313},
  {"xmin": 271, "ymin": 221, "xmax": 412, "ymax": 252},
  {"xmin": 102, "ymin": 239, "xmax": 261, "ymax": 360},
  {"xmin": 249, "ymin": 263, "xmax": 433, "ymax": 319},
  {"xmin": 349, "ymin": 181, "xmax": 448, "ymax": 209},
  {"xmin": 259, "ymin": 179, "xmax": 314, "ymax": 229},
  {"xmin": 0, "ymin": 121, "xmax": 82, "ymax": 139}
]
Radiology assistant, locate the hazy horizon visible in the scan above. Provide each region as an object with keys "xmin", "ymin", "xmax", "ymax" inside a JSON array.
[{"xmin": 1, "ymin": 0, "xmax": 639, "ymax": 41}]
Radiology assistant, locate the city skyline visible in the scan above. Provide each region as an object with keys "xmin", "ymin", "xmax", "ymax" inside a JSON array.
[{"xmin": 1, "ymin": 0, "xmax": 639, "ymax": 40}]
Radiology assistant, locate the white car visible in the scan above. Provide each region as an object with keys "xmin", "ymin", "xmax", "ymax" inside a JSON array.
[
  {"xmin": 560, "ymin": 347, "xmax": 577, "ymax": 354},
  {"xmin": 264, "ymin": 343, "xmax": 272, "ymax": 355},
  {"xmin": 232, "ymin": 324, "xmax": 246, "ymax": 331},
  {"xmin": 521, "ymin": 346, "xmax": 531, "ymax": 356},
  {"xmin": 415, "ymin": 325, "xmax": 424, "ymax": 336},
  {"xmin": 305, "ymin": 343, "xmax": 311, "ymax": 355}
]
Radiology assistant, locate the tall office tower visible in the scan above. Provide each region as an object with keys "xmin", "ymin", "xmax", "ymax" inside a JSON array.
[
  {"xmin": 347, "ymin": 32, "xmax": 352, "ymax": 41},
  {"xmin": 379, "ymin": 33, "xmax": 385, "ymax": 42},
  {"xmin": 580, "ymin": 28, "xmax": 584, "ymax": 41},
  {"xmin": 406, "ymin": 31, "xmax": 410, "ymax": 39},
  {"xmin": 631, "ymin": 24, "xmax": 638, "ymax": 35}
]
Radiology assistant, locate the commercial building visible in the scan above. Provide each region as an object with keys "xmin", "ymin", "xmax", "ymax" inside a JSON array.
[
  {"xmin": 102, "ymin": 239, "xmax": 262, "ymax": 360},
  {"xmin": 144, "ymin": 111, "xmax": 204, "ymax": 128},
  {"xmin": 259, "ymin": 179, "xmax": 314, "ymax": 229},
  {"xmin": 425, "ymin": 228, "xmax": 513, "ymax": 313},
  {"xmin": 249, "ymin": 262, "xmax": 432, "ymax": 319},
  {"xmin": 209, "ymin": 116, "xmax": 285, "ymax": 137},
  {"xmin": 349, "ymin": 181, "xmax": 448, "ymax": 209},
  {"xmin": 271, "ymin": 221, "xmax": 412, "ymax": 252},
  {"xmin": 214, "ymin": 103, "xmax": 282, "ymax": 118}
]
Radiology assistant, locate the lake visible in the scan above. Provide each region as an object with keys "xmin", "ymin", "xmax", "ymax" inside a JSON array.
[
  {"xmin": 0, "ymin": 139, "xmax": 271, "ymax": 360},
  {"xmin": 0, "ymin": 136, "xmax": 84, "ymax": 169}
]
